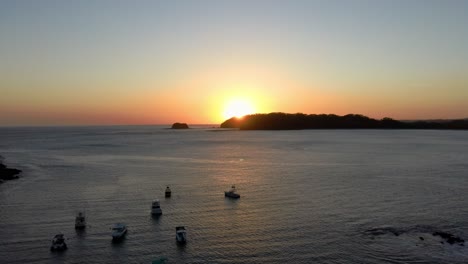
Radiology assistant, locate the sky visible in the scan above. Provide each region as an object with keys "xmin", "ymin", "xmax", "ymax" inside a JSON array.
[{"xmin": 1, "ymin": 0, "xmax": 467, "ymax": 126}]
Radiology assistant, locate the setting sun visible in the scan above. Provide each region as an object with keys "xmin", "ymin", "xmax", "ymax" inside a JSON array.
[{"xmin": 223, "ymin": 99, "xmax": 255, "ymax": 120}]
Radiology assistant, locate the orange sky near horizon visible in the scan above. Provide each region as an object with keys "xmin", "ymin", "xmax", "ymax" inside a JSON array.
[
  {"xmin": 2, "ymin": 55, "xmax": 467, "ymax": 126},
  {"xmin": 2, "ymin": 75, "xmax": 466, "ymax": 126},
  {"xmin": 1, "ymin": 1, "xmax": 467, "ymax": 126}
]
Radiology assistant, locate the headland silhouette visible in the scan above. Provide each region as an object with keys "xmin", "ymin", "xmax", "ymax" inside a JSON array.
[{"xmin": 220, "ymin": 113, "xmax": 468, "ymax": 130}]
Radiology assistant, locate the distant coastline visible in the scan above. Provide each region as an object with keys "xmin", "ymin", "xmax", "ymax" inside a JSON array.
[{"xmin": 220, "ymin": 113, "xmax": 468, "ymax": 130}]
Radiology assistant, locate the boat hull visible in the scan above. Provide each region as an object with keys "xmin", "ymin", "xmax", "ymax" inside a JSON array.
[
  {"xmin": 224, "ymin": 192, "xmax": 240, "ymax": 198},
  {"xmin": 75, "ymin": 220, "xmax": 86, "ymax": 229},
  {"xmin": 176, "ymin": 233, "xmax": 187, "ymax": 244},
  {"xmin": 112, "ymin": 230, "xmax": 127, "ymax": 240},
  {"xmin": 50, "ymin": 244, "xmax": 67, "ymax": 251},
  {"xmin": 151, "ymin": 208, "xmax": 162, "ymax": 215}
]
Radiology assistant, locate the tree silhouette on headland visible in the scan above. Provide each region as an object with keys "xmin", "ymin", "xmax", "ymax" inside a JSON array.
[{"xmin": 220, "ymin": 113, "xmax": 468, "ymax": 130}]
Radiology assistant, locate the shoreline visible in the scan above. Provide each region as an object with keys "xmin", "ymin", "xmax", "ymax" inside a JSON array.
[{"xmin": 0, "ymin": 155, "xmax": 22, "ymax": 182}]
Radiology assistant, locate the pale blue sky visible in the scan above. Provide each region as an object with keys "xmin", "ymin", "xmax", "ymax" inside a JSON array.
[{"xmin": 1, "ymin": 0, "xmax": 467, "ymax": 125}]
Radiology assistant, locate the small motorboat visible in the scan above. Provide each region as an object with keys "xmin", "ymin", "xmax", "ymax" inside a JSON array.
[
  {"xmin": 165, "ymin": 186, "xmax": 171, "ymax": 198},
  {"xmin": 176, "ymin": 226, "xmax": 187, "ymax": 244},
  {"xmin": 224, "ymin": 185, "xmax": 240, "ymax": 199},
  {"xmin": 111, "ymin": 223, "xmax": 127, "ymax": 240},
  {"xmin": 50, "ymin": 233, "xmax": 67, "ymax": 251},
  {"xmin": 75, "ymin": 212, "xmax": 86, "ymax": 229},
  {"xmin": 151, "ymin": 200, "xmax": 163, "ymax": 215}
]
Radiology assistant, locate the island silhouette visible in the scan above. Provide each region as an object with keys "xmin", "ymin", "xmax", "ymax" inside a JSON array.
[
  {"xmin": 220, "ymin": 113, "xmax": 468, "ymax": 130},
  {"xmin": 171, "ymin": 123, "xmax": 189, "ymax": 129}
]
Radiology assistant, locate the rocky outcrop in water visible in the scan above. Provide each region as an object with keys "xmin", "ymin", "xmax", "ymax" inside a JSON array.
[
  {"xmin": 0, "ymin": 156, "xmax": 21, "ymax": 182},
  {"xmin": 365, "ymin": 225, "xmax": 465, "ymax": 246},
  {"xmin": 171, "ymin": 123, "xmax": 189, "ymax": 129},
  {"xmin": 432, "ymin": 231, "xmax": 465, "ymax": 245}
]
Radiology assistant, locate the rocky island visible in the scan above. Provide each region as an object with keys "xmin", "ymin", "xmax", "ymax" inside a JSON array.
[
  {"xmin": 171, "ymin": 122, "xmax": 189, "ymax": 129},
  {"xmin": 221, "ymin": 113, "xmax": 468, "ymax": 130}
]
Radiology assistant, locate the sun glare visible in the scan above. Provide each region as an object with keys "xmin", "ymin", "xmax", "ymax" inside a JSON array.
[{"xmin": 223, "ymin": 99, "xmax": 255, "ymax": 120}]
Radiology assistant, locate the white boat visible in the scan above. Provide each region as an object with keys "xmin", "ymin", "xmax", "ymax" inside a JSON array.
[
  {"xmin": 165, "ymin": 186, "xmax": 171, "ymax": 198},
  {"xmin": 75, "ymin": 212, "xmax": 86, "ymax": 229},
  {"xmin": 151, "ymin": 200, "xmax": 162, "ymax": 215},
  {"xmin": 111, "ymin": 223, "xmax": 127, "ymax": 240},
  {"xmin": 50, "ymin": 233, "xmax": 67, "ymax": 251},
  {"xmin": 224, "ymin": 185, "xmax": 240, "ymax": 199},
  {"xmin": 176, "ymin": 226, "xmax": 187, "ymax": 244}
]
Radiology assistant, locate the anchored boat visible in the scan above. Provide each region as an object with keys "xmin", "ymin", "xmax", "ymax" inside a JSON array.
[
  {"xmin": 176, "ymin": 226, "xmax": 187, "ymax": 244},
  {"xmin": 111, "ymin": 223, "xmax": 127, "ymax": 240},
  {"xmin": 50, "ymin": 233, "xmax": 67, "ymax": 251},
  {"xmin": 225, "ymin": 185, "xmax": 240, "ymax": 199},
  {"xmin": 151, "ymin": 200, "xmax": 163, "ymax": 215},
  {"xmin": 165, "ymin": 186, "xmax": 171, "ymax": 197},
  {"xmin": 75, "ymin": 212, "xmax": 86, "ymax": 229}
]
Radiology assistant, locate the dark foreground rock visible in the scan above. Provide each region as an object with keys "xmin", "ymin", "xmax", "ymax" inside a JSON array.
[
  {"xmin": 171, "ymin": 123, "xmax": 189, "ymax": 129},
  {"xmin": 0, "ymin": 158, "xmax": 22, "ymax": 182},
  {"xmin": 433, "ymin": 231, "xmax": 465, "ymax": 245}
]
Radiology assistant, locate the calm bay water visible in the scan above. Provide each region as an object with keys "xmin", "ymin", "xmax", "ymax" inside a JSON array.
[{"xmin": 1, "ymin": 126, "xmax": 468, "ymax": 263}]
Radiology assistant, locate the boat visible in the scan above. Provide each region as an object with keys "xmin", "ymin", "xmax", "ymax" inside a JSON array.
[
  {"xmin": 111, "ymin": 223, "xmax": 127, "ymax": 240},
  {"xmin": 224, "ymin": 185, "xmax": 240, "ymax": 198},
  {"xmin": 50, "ymin": 233, "xmax": 67, "ymax": 251},
  {"xmin": 165, "ymin": 186, "xmax": 171, "ymax": 197},
  {"xmin": 151, "ymin": 200, "xmax": 163, "ymax": 215},
  {"xmin": 75, "ymin": 212, "xmax": 86, "ymax": 229},
  {"xmin": 176, "ymin": 226, "xmax": 187, "ymax": 244}
]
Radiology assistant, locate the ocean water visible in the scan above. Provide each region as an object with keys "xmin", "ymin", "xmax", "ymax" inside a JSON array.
[{"xmin": 1, "ymin": 126, "xmax": 468, "ymax": 263}]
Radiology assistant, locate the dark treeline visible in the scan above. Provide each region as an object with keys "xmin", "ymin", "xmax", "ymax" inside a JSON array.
[{"xmin": 220, "ymin": 113, "xmax": 468, "ymax": 130}]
